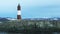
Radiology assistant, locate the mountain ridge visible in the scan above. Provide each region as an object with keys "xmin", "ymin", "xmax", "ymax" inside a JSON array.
[{"xmin": 0, "ymin": 17, "xmax": 60, "ymax": 21}]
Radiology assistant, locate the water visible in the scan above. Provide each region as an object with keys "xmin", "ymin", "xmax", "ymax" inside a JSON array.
[
  {"xmin": 0, "ymin": 32, "xmax": 23, "ymax": 34},
  {"xmin": 0, "ymin": 32, "xmax": 7, "ymax": 34},
  {"xmin": 53, "ymin": 32, "xmax": 60, "ymax": 34},
  {"xmin": 0, "ymin": 32, "xmax": 60, "ymax": 34}
]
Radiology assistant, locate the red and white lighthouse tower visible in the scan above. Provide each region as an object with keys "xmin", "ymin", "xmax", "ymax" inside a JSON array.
[{"xmin": 17, "ymin": 4, "xmax": 21, "ymax": 20}]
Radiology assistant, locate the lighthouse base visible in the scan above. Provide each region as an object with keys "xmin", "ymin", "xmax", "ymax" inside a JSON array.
[{"xmin": 17, "ymin": 15, "xmax": 21, "ymax": 19}]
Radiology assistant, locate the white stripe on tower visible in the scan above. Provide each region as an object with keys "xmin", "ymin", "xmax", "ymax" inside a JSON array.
[{"xmin": 18, "ymin": 10, "xmax": 21, "ymax": 15}]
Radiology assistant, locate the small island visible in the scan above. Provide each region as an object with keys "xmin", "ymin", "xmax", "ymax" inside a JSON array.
[{"xmin": 0, "ymin": 18, "xmax": 60, "ymax": 34}]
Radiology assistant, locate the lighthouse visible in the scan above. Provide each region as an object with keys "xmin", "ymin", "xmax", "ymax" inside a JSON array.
[{"xmin": 17, "ymin": 4, "xmax": 21, "ymax": 20}]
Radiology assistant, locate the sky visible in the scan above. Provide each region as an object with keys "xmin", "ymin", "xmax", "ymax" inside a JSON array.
[{"xmin": 0, "ymin": 0, "xmax": 60, "ymax": 19}]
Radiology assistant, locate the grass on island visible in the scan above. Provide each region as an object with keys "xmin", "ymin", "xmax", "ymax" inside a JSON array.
[{"xmin": 0, "ymin": 20, "xmax": 60, "ymax": 33}]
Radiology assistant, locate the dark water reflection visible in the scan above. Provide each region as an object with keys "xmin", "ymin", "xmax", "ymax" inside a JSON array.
[{"xmin": 0, "ymin": 32, "xmax": 60, "ymax": 34}]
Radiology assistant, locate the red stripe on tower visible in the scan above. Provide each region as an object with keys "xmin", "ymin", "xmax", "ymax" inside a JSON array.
[{"xmin": 17, "ymin": 4, "xmax": 21, "ymax": 20}]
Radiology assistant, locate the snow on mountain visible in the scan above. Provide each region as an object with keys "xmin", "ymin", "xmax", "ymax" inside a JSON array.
[{"xmin": 6, "ymin": 17, "xmax": 17, "ymax": 20}]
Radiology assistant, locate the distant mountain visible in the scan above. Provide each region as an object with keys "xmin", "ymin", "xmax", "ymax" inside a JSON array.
[
  {"xmin": 23, "ymin": 17, "xmax": 60, "ymax": 21},
  {"xmin": 0, "ymin": 17, "xmax": 17, "ymax": 22},
  {"xmin": 5, "ymin": 17, "xmax": 17, "ymax": 20},
  {"xmin": 0, "ymin": 17, "xmax": 9, "ymax": 22},
  {"xmin": 0, "ymin": 17, "xmax": 60, "ymax": 22}
]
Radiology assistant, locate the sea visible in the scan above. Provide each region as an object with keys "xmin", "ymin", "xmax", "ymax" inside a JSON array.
[{"xmin": 0, "ymin": 32, "xmax": 60, "ymax": 34}]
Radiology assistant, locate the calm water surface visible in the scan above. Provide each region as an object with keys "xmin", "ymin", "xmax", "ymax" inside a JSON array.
[{"xmin": 0, "ymin": 32, "xmax": 60, "ymax": 34}]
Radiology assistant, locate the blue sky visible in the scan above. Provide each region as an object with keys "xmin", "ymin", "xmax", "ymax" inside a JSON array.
[{"xmin": 0, "ymin": 0, "xmax": 60, "ymax": 18}]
